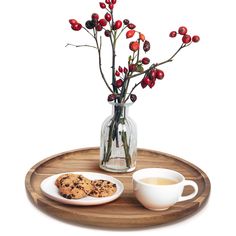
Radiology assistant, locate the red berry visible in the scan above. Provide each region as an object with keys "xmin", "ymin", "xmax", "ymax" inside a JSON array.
[
  {"xmin": 182, "ymin": 34, "xmax": 191, "ymax": 44},
  {"xmin": 139, "ymin": 33, "xmax": 145, "ymax": 42},
  {"xmin": 141, "ymin": 76, "xmax": 151, "ymax": 88},
  {"xmin": 69, "ymin": 19, "xmax": 78, "ymax": 25},
  {"xmin": 192, "ymin": 35, "xmax": 200, "ymax": 43},
  {"xmin": 127, "ymin": 23, "xmax": 136, "ymax": 29},
  {"xmin": 118, "ymin": 66, "xmax": 123, "ymax": 73},
  {"xmin": 149, "ymin": 81, "xmax": 155, "ymax": 89},
  {"xmin": 105, "ymin": 0, "xmax": 111, "ymax": 3},
  {"xmin": 104, "ymin": 30, "xmax": 111, "ymax": 37},
  {"xmin": 112, "ymin": 0, "xmax": 117, "ymax": 4},
  {"xmin": 156, "ymin": 69, "xmax": 164, "ymax": 80},
  {"xmin": 129, "ymin": 64, "xmax": 137, "ymax": 72},
  {"xmin": 169, "ymin": 31, "xmax": 177, "ymax": 38},
  {"xmin": 99, "ymin": 2, "xmax": 106, "ymax": 9},
  {"xmin": 149, "ymin": 69, "xmax": 157, "ymax": 80},
  {"xmin": 96, "ymin": 24, "xmax": 103, "ymax": 31},
  {"xmin": 115, "ymin": 71, "xmax": 120, "ymax": 76},
  {"xmin": 114, "ymin": 20, "xmax": 122, "ymax": 30},
  {"xmin": 71, "ymin": 23, "xmax": 82, "ymax": 31},
  {"xmin": 124, "ymin": 67, "xmax": 128, "ymax": 74},
  {"xmin": 178, "ymin": 26, "xmax": 188, "ymax": 35},
  {"xmin": 108, "ymin": 94, "xmax": 116, "ymax": 102},
  {"xmin": 130, "ymin": 94, "xmax": 137, "ymax": 103},
  {"xmin": 92, "ymin": 13, "xmax": 99, "ymax": 20},
  {"xmin": 126, "ymin": 30, "xmax": 135, "ymax": 39},
  {"xmin": 129, "ymin": 41, "xmax": 139, "ymax": 52},
  {"xmin": 142, "ymin": 57, "xmax": 150, "ymax": 65},
  {"xmin": 115, "ymin": 79, "xmax": 123, "ymax": 88},
  {"xmin": 105, "ymin": 13, "xmax": 112, "ymax": 21},
  {"xmin": 109, "ymin": 3, "xmax": 114, "ymax": 9},
  {"xmin": 144, "ymin": 76, "xmax": 151, "ymax": 85},
  {"xmin": 99, "ymin": 19, "xmax": 107, "ymax": 27}
]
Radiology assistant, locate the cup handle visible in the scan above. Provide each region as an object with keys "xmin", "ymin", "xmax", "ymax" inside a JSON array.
[{"xmin": 178, "ymin": 180, "xmax": 198, "ymax": 202}]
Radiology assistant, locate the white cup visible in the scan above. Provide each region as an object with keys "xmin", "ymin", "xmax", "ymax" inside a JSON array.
[{"xmin": 132, "ymin": 168, "xmax": 198, "ymax": 211}]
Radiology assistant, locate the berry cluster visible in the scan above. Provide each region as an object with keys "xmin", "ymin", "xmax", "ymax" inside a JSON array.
[
  {"xmin": 169, "ymin": 26, "xmax": 200, "ymax": 44},
  {"xmin": 67, "ymin": 1, "xmax": 200, "ymax": 104}
]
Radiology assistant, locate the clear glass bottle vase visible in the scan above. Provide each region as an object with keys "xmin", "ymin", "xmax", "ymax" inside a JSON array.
[{"xmin": 100, "ymin": 102, "xmax": 137, "ymax": 172}]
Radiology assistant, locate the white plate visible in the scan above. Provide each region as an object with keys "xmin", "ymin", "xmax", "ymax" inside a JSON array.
[{"xmin": 40, "ymin": 172, "xmax": 124, "ymax": 206}]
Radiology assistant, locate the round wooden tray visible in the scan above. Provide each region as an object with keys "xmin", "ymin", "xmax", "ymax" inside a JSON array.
[{"xmin": 25, "ymin": 147, "xmax": 210, "ymax": 228}]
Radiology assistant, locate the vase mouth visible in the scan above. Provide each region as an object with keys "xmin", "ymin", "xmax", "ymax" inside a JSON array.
[{"xmin": 108, "ymin": 101, "xmax": 133, "ymax": 107}]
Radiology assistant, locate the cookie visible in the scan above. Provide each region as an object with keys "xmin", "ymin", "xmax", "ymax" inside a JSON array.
[
  {"xmin": 89, "ymin": 179, "xmax": 117, "ymax": 197},
  {"xmin": 55, "ymin": 173, "xmax": 75, "ymax": 188},
  {"xmin": 59, "ymin": 184, "xmax": 87, "ymax": 199},
  {"xmin": 55, "ymin": 174, "xmax": 93, "ymax": 199}
]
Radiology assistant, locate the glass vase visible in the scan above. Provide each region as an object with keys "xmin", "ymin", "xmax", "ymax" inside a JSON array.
[{"xmin": 100, "ymin": 102, "xmax": 137, "ymax": 172}]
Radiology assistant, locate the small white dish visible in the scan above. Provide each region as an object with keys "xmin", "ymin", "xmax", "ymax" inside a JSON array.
[{"xmin": 40, "ymin": 172, "xmax": 124, "ymax": 206}]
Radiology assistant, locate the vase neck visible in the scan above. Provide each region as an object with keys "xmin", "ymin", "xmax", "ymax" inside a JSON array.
[{"xmin": 111, "ymin": 103, "xmax": 131, "ymax": 118}]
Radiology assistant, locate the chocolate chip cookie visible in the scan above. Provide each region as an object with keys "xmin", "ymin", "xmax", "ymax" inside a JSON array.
[
  {"xmin": 55, "ymin": 174, "xmax": 93, "ymax": 199},
  {"xmin": 89, "ymin": 179, "xmax": 117, "ymax": 197}
]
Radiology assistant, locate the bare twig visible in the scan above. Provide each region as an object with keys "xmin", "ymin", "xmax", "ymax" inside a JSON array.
[{"xmin": 65, "ymin": 43, "xmax": 97, "ymax": 49}]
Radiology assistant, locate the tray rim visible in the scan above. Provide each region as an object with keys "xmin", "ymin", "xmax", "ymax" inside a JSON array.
[{"xmin": 25, "ymin": 147, "xmax": 211, "ymax": 228}]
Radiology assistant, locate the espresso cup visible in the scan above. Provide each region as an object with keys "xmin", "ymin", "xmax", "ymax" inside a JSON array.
[{"xmin": 132, "ymin": 168, "xmax": 198, "ymax": 211}]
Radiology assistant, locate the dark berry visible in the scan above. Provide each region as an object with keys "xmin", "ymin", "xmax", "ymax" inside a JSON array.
[
  {"xmin": 104, "ymin": 30, "xmax": 111, "ymax": 37},
  {"xmin": 85, "ymin": 20, "xmax": 95, "ymax": 29},
  {"xmin": 112, "ymin": 0, "xmax": 117, "ymax": 4},
  {"xmin": 156, "ymin": 69, "xmax": 164, "ymax": 80},
  {"xmin": 105, "ymin": 0, "xmax": 111, "ymax": 3},
  {"xmin": 129, "ymin": 64, "xmax": 137, "ymax": 72},
  {"xmin": 169, "ymin": 31, "xmax": 177, "ymax": 38},
  {"xmin": 130, "ymin": 94, "xmax": 137, "ymax": 103},
  {"xmin": 127, "ymin": 23, "xmax": 136, "ymax": 29},
  {"xmin": 114, "ymin": 20, "xmax": 122, "ymax": 30},
  {"xmin": 178, "ymin": 26, "xmax": 188, "ymax": 35},
  {"xmin": 143, "ymin": 40, "xmax": 151, "ymax": 52},
  {"xmin": 107, "ymin": 94, "xmax": 116, "ymax": 101},
  {"xmin": 192, "ymin": 35, "xmax": 200, "ymax": 43},
  {"xmin": 123, "ymin": 19, "xmax": 129, "ymax": 25},
  {"xmin": 182, "ymin": 34, "xmax": 191, "ymax": 44},
  {"xmin": 99, "ymin": 2, "xmax": 106, "ymax": 9},
  {"xmin": 142, "ymin": 57, "xmax": 150, "ymax": 65},
  {"xmin": 109, "ymin": 3, "xmax": 114, "ymax": 9},
  {"xmin": 105, "ymin": 13, "xmax": 112, "ymax": 21}
]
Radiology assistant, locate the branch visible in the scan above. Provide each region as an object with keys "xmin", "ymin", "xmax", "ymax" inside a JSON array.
[
  {"xmin": 125, "ymin": 43, "xmax": 188, "ymax": 102},
  {"xmin": 128, "ymin": 43, "xmax": 186, "ymax": 80},
  {"xmin": 65, "ymin": 43, "xmax": 97, "ymax": 49},
  {"xmin": 94, "ymin": 33, "xmax": 114, "ymax": 94}
]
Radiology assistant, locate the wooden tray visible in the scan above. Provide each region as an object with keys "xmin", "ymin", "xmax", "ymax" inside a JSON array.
[{"xmin": 25, "ymin": 147, "xmax": 210, "ymax": 228}]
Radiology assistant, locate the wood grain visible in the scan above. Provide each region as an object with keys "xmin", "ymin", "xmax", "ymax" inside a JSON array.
[{"xmin": 25, "ymin": 147, "xmax": 210, "ymax": 228}]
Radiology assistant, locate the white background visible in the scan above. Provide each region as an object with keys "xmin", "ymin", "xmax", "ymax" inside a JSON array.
[{"xmin": 1, "ymin": 0, "xmax": 236, "ymax": 235}]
